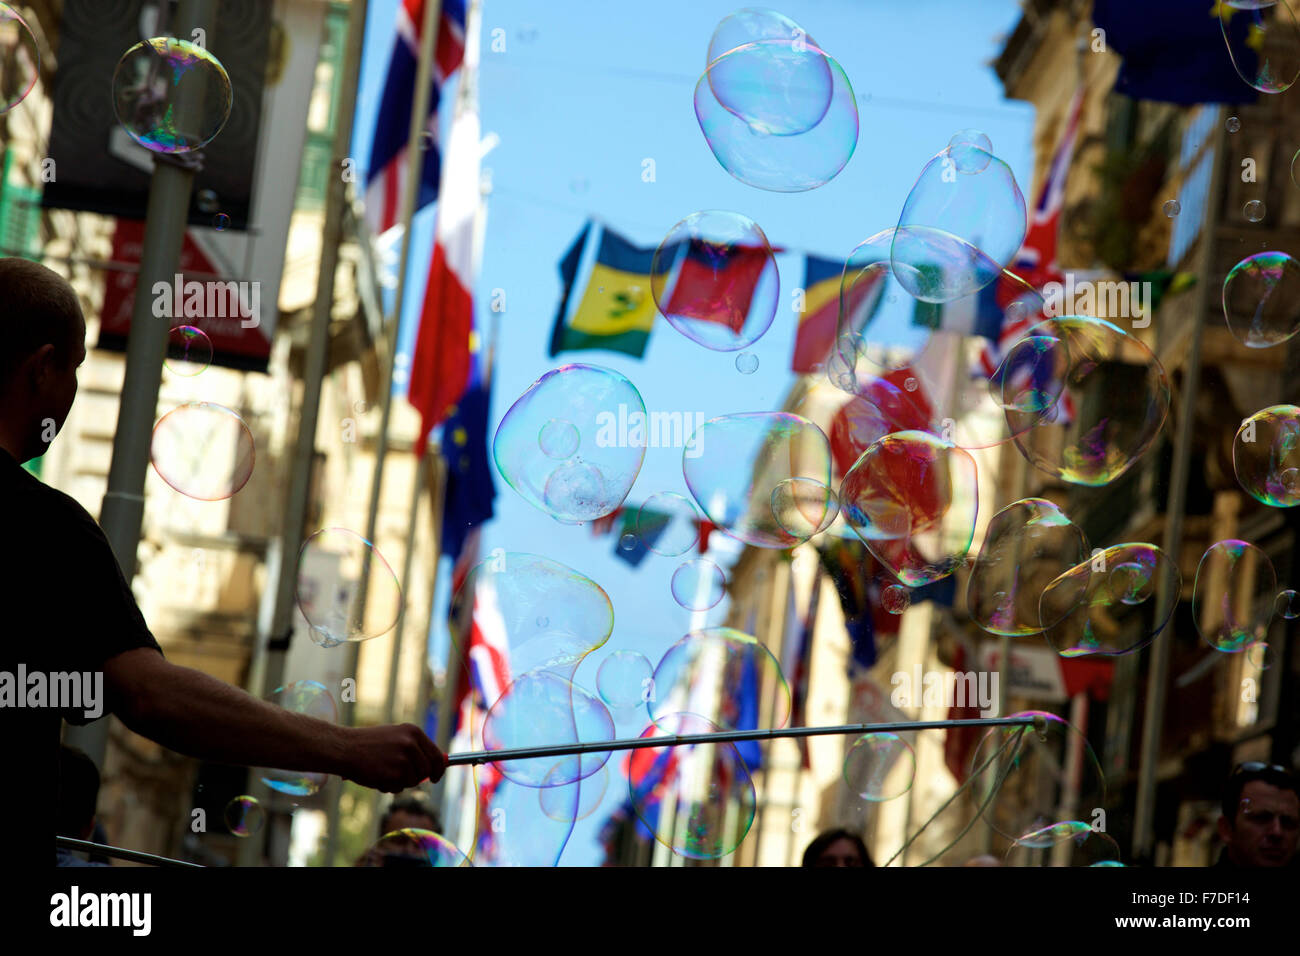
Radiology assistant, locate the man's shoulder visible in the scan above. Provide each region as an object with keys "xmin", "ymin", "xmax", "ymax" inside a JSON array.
[{"xmin": 4, "ymin": 466, "xmax": 106, "ymax": 539}]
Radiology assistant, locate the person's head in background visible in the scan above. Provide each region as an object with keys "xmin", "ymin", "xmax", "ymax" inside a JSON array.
[
  {"xmin": 57, "ymin": 745, "xmax": 101, "ymax": 841},
  {"xmin": 379, "ymin": 791, "xmax": 442, "ymax": 836},
  {"xmin": 962, "ymin": 854, "xmax": 1002, "ymax": 867},
  {"xmin": 1217, "ymin": 763, "xmax": 1300, "ymax": 867},
  {"xmin": 801, "ymin": 828, "xmax": 874, "ymax": 867},
  {"xmin": 0, "ymin": 258, "xmax": 87, "ymax": 463}
]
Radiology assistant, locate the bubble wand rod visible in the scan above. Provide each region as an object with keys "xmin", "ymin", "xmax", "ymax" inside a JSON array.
[{"xmin": 444, "ymin": 714, "xmax": 1042, "ymax": 767}]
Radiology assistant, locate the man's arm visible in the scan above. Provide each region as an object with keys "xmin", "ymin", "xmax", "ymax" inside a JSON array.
[{"xmin": 103, "ymin": 648, "xmax": 445, "ymax": 792}]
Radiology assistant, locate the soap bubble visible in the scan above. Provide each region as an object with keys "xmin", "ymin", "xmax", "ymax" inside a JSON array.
[
  {"xmin": 840, "ymin": 430, "xmax": 979, "ymax": 587},
  {"xmin": 670, "ymin": 558, "xmax": 727, "ymax": 611},
  {"xmin": 882, "ymin": 584, "xmax": 910, "ymax": 614},
  {"xmin": 1233, "ymin": 405, "xmax": 1300, "ymax": 506},
  {"xmin": 483, "ymin": 670, "xmax": 615, "ymax": 787},
  {"xmin": 695, "ymin": 37, "xmax": 857, "ymax": 192},
  {"xmin": 0, "ymin": 4, "xmax": 40, "ymax": 115},
  {"xmin": 1040, "ymin": 544, "xmax": 1179, "ymax": 657},
  {"xmin": 164, "ymin": 325, "xmax": 212, "ymax": 376},
  {"xmin": 363, "ymin": 828, "xmax": 470, "ymax": 867},
  {"xmin": 150, "ymin": 402, "xmax": 255, "ymax": 500},
  {"xmin": 1222, "ymin": 252, "xmax": 1300, "ymax": 349},
  {"xmin": 638, "ymin": 492, "xmax": 701, "ymax": 557},
  {"xmin": 296, "ymin": 528, "xmax": 401, "ymax": 645},
  {"xmin": 1226, "ymin": 115, "xmax": 1241, "ymax": 133},
  {"xmin": 1006, "ymin": 821, "xmax": 1121, "ymax": 867},
  {"xmin": 1004, "ymin": 317, "xmax": 1170, "ymax": 486},
  {"xmin": 1244, "ymin": 200, "xmax": 1266, "ymax": 222},
  {"xmin": 112, "ymin": 38, "xmax": 232, "ymax": 153},
  {"xmin": 539, "ymin": 764, "xmax": 609, "ymax": 822},
  {"xmin": 735, "ymin": 351, "xmax": 759, "ymax": 374},
  {"xmin": 1163, "ymin": 199, "xmax": 1180, "ymax": 217},
  {"xmin": 258, "ymin": 680, "xmax": 336, "ymax": 796},
  {"xmin": 651, "ymin": 211, "xmax": 780, "ymax": 351},
  {"xmin": 1276, "ymin": 588, "xmax": 1299, "ymax": 619},
  {"xmin": 596, "ymin": 650, "xmax": 654, "ymax": 711},
  {"xmin": 628, "ymin": 713, "xmax": 756, "ymax": 859},
  {"xmin": 213, "ymin": 213, "xmax": 231, "ymax": 231},
  {"xmin": 649, "ymin": 627, "xmax": 789, "ymax": 732},
  {"xmin": 1219, "ymin": 0, "xmax": 1300, "ymax": 93},
  {"xmin": 843, "ymin": 732, "xmax": 915, "ymax": 801},
  {"xmin": 891, "ymin": 146, "xmax": 1027, "ymax": 303},
  {"xmin": 1193, "ymin": 539, "xmax": 1276, "ymax": 652},
  {"xmin": 224, "ymin": 796, "xmax": 264, "ymax": 837},
  {"xmin": 967, "ymin": 498, "xmax": 1090, "ymax": 637},
  {"xmin": 494, "ymin": 364, "xmax": 647, "ymax": 523}
]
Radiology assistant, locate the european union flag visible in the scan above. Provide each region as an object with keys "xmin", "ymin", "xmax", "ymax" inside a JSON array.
[
  {"xmin": 1093, "ymin": 0, "xmax": 1258, "ymax": 105},
  {"xmin": 439, "ymin": 364, "xmax": 495, "ymax": 563}
]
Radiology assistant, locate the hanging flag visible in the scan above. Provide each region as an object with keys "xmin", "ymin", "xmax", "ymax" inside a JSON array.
[
  {"xmin": 910, "ymin": 277, "xmax": 1003, "ymax": 342},
  {"xmin": 438, "ymin": 360, "xmax": 495, "ymax": 564},
  {"xmin": 364, "ymin": 0, "xmax": 468, "ymax": 235},
  {"xmin": 943, "ymin": 641, "xmax": 984, "ymax": 784},
  {"xmin": 793, "ymin": 255, "xmax": 885, "ymax": 374},
  {"xmin": 549, "ymin": 221, "xmax": 664, "ymax": 359},
  {"xmin": 1092, "ymin": 0, "xmax": 1257, "ymax": 106},
  {"xmin": 611, "ymin": 507, "xmax": 667, "ymax": 568},
  {"xmin": 408, "ymin": 101, "xmax": 481, "ymax": 452},
  {"xmin": 658, "ymin": 238, "xmax": 773, "ymax": 336},
  {"xmin": 448, "ymin": 529, "xmax": 512, "ymax": 736},
  {"xmin": 817, "ymin": 538, "xmax": 901, "ymax": 672}
]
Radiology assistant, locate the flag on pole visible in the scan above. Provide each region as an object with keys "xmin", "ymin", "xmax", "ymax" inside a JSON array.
[
  {"xmin": 447, "ymin": 528, "xmax": 512, "ymax": 736},
  {"xmin": 407, "ymin": 102, "xmax": 481, "ymax": 451},
  {"xmin": 792, "ymin": 255, "xmax": 885, "ymax": 373},
  {"xmin": 364, "ymin": 0, "xmax": 468, "ymax": 235},
  {"xmin": 439, "ymin": 358, "xmax": 495, "ymax": 563},
  {"xmin": 910, "ymin": 279, "xmax": 1003, "ymax": 341}
]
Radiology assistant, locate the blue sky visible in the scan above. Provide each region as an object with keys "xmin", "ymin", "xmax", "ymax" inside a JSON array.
[{"xmin": 352, "ymin": 0, "xmax": 1032, "ymax": 865}]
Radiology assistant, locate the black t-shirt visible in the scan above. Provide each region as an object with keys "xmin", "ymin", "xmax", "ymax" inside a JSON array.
[{"xmin": 0, "ymin": 448, "xmax": 162, "ymax": 865}]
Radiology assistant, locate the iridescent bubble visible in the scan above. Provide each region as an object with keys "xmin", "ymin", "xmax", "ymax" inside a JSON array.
[
  {"xmin": 1219, "ymin": 0, "xmax": 1300, "ymax": 93},
  {"xmin": 843, "ymin": 732, "xmax": 915, "ymax": 801},
  {"xmin": 1277, "ymin": 588, "xmax": 1299, "ymax": 619},
  {"xmin": 735, "ymin": 351, "xmax": 759, "ymax": 374},
  {"xmin": 296, "ymin": 528, "xmax": 401, "ymax": 645},
  {"xmin": 694, "ymin": 39, "xmax": 857, "ymax": 192},
  {"xmin": 364, "ymin": 828, "xmax": 470, "ymax": 867},
  {"xmin": 1040, "ymin": 544, "xmax": 1179, "ymax": 657},
  {"xmin": 483, "ymin": 670, "xmax": 615, "ymax": 787},
  {"xmin": 1226, "ymin": 115, "xmax": 1242, "ymax": 133},
  {"xmin": 258, "ymin": 680, "xmax": 336, "ymax": 796},
  {"xmin": 1222, "ymin": 252, "xmax": 1300, "ymax": 349},
  {"xmin": 770, "ymin": 477, "xmax": 838, "ymax": 542},
  {"xmin": 1004, "ymin": 317, "xmax": 1170, "ymax": 486},
  {"xmin": 967, "ymin": 498, "xmax": 1089, "ymax": 637},
  {"xmin": 450, "ymin": 553, "xmax": 614, "ymax": 696},
  {"xmin": 1193, "ymin": 539, "xmax": 1276, "ymax": 652},
  {"xmin": 1293, "ymin": 149, "xmax": 1300, "ymax": 187},
  {"xmin": 649, "ymin": 627, "xmax": 790, "ymax": 731},
  {"xmin": 619, "ymin": 533, "xmax": 637, "ymax": 551},
  {"xmin": 973, "ymin": 712, "xmax": 1105, "ymax": 842},
  {"xmin": 150, "ymin": 402, "xmax": 255, "ymax": 500},
  {"xmin": 1234, "ymin": 405, "xmax": 1300, "ymax": 506},
  {"xmin": 164, "ymin": 325, "xmax": 212, "ymax": 376},
  {"xmin": 638, "ymin": 492, "xmax": 702, "ymax": 557},
  {"xmin": 989, "ymin": 334, "xmax": 1070, "ymax": 414},
  {"xmin": 1006, "ymin": 821, "xmax": 1121, "ymax": 867},
  {"xmin": 705, "ymin": 11, "xmax": 832, "ymax": 136},
  {"xmin": 1244, "ymin": 199, "xmax": 1266, "ymax": 222},
  {"xmin": 539, "ymin": 764, "xmax": 609, "ymax": 822},
  {"xmin": 650, "ymin": 211, "xmax": 779, "ymax": 351},
  {"xmin": 0, "ymin": 4, "xmax": 40, "ymax": 115},
  {"xmin": 112, "ymin": 38, "xmax": 232, "ymax": 153},
  {"xmin": 1163, "ymin": 199, "xmax": 1181, "ymax": 218},
  {"xmin": 1247, "ymin": 640, "xmax": 1276, "ymax": 670},
  {"xmin": 840, "ymin": 430, "xmax": 979, "ymax": 587},
  {"xmin": 213, "ymin": 213, "xmax": 231, "ymax": 231},
  {"xmin": 684, "ymin": 412, "xmax": 831, "ymax": 548},
  {"xmin": 473, "ymin": 772, "xmax": 574, "ymax": 866},
  {"xmin": 628, "ymin": 712, "xmax": 756, "ymax": 860},
  {"xmin": 834, "ymin": 232, "xmax": 920, "ymax": 375},
  {"xmin": 538, "ymin": 418, "xmax": 580, "ymax": 460},
  {"xmin": 494, "ymin": 364, "xmax": 646, "ymax": 523},
  {"xmin": 670, "ymin": 558, "xmax": 727, "ymax": 611},
  {"xmin": 596, "ymin": 650, "xmax": 654, "ymax": 711},
  {"xmin": 224, "ymin": 796, "xmax": 264, "ymax": 837},
  {"xmin": 881, "ymin": 584, "xmax": 910, "ymax": 614},
  {"xmin": 891, "ymin": 145, "xmax": 1027, "ymax": 303},
  {"xmin": 948, "ymin": 129, "xmax": 993, "ymax": 171}
]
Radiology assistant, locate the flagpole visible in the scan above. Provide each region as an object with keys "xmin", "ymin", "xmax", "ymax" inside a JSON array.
[
  {"xmin": 446, "ymin": 715, "xmax": 1041, "ymax": 766},
  {"xmin": 323, "ymin": 0, "xmax": 443, "ymax": 868}
]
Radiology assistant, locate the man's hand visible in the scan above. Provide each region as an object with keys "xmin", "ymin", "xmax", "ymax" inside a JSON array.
[{"xmin": 340, "ymin": 723, "xmax": 448, "ymax": 792}]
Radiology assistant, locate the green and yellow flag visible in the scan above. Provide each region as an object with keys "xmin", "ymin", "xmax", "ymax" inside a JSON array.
[{"xmin": 549, "ymin": 221, "xmax": 665, "ymax": 359}]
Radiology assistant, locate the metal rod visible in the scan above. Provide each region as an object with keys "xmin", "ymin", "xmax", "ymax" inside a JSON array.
[
  {"xmin": 446, "ymin": 716, "xmax": 1041, "ymax": 767},
  {"xmin": 56, "ymin": 837, "xmax": 204, "ymax": 869}
]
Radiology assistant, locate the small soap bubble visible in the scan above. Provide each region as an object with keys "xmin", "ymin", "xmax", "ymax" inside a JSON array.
[
  {"xmin": 1226, "ymin": 116, "xmax": 1241, "ymax": 133},
  {"xmin": 735, "ymin": 351, "xmax": 759, "ymax": 374},
  {"xmin": 619, "ymin": 533, "xmax": 638, "ymax": 551},
  {"xmin": 882, "ymin": 584, "xmax": 910, "ymax": 614},
  {"xmin": 224, "ymin": 796, "xmax": 265, "ymax": 837},
  {"xmin": 213, "ymin": 213, "xmax": 231, "ymax": 231},
  {"xmin": 1244, "ymin": 200, "xmax": 1265, "ymax": 222},
  {"xmin": 671, "ymin": 558, "xmax": 727, "ymax": 611},
  {"xmin": 1163, "ymin": 199, "xmax": 1181, "ymax": 218},
  {"xmin": 538, "ymin": 418, "xmax": 580, "ymax": 460},
  {"xmin": 164, "ymin": 326, "xmax": 212, "ymax": 377},
  {"xmin": 1276, "ymin": 588, "xmax": 1299, "ymax": 620}
]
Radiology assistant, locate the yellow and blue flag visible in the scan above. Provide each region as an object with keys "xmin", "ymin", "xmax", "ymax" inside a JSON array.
[{"xmin": 549, "ymin": 221, "xmax": 665, "ymax": 359}]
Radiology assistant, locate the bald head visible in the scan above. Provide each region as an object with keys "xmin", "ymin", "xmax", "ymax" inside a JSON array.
[{"xmin": 0, "ymin": 258, "xmax": 86, "ymax": 461}]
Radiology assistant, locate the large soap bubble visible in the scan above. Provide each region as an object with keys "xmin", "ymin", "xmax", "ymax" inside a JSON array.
[{"xmin": 112, "ymin": 38, "xmax": 232, "ymax": 154}]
